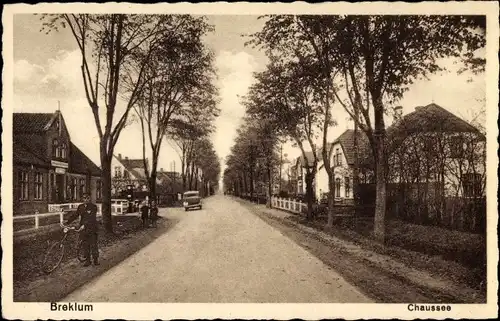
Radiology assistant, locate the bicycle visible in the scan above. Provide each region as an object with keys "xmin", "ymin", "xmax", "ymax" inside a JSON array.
[{"xmin": 41, "ymin": 223, "xmax": 87, "ymax": 274}]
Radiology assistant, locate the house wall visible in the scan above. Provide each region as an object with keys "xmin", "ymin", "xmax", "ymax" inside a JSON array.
[
  {"xmin": 13, "ymin": 164, "xmax": 50, "ymax": 215},
  {"xmin": 315, "ymin": 142, "xmax": 354, "ymax": 201},
  {"xmin": 387, "ymin": 132, "xmax": 486, "ymax": 198},
  {"xmin": 110, "ymin": 156, "xmax": 144, "ymax": 195}
]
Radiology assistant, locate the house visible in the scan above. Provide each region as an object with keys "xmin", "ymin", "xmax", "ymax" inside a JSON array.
[
  {"xmin": 111, "ymin": 154, "xmax": 149, "ymax": 196},
  {"xmin": 385, "ymin": 103, "xmax": 486, "ymax": 198},
  {"xmin": 290, "ymin": 151, "xmax": 316, "ymax": 196},
  {"xmin": 382, "ymin": 103, "xmax": 486, "ymax": 230},
  {"xmin": 315, "ymin": 129, "xmax": 373, "ymax": 203},
  {"xmin": 156, "ymin": 170, "xmax": 183, "ymax": 194},
  {"xmin": 13, "ymin": 111, "xmax": 102, "ymax": 215}
]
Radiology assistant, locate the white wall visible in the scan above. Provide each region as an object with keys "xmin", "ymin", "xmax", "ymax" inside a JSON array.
[{"xmin": 315, "ymin": 142, "xmax": 354, "ymax": 200}]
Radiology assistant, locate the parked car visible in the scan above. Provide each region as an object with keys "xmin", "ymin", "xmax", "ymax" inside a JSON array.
[{"xmin": 182, "ymin": 191, "xmax": 202, "ymax": 211}]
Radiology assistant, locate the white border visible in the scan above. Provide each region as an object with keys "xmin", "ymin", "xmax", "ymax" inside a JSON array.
[{"xmin": 2, "ymin": 2, "xmax": 499, "ymax": 320}]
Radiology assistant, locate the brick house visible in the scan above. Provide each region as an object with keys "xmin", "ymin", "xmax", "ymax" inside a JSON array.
[{"xmin": 13, "ymin": 111, "xmax": 102, "ymax": 215}]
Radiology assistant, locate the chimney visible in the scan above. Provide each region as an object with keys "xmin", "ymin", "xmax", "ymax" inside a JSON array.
[
  {"xmin": 393, "ymin": 106, "xmax": 403, "ymax": 121},
  {"xmin": 118, "ymin": 153, "xmax": 122, "ymax": 160},
  {"xmin": 125, "ymin": 156, "xmax": 129, "ymax": 161},
  {"xmin": 160, "ymin": 168, "xmax": 163, "ymax": 172}
]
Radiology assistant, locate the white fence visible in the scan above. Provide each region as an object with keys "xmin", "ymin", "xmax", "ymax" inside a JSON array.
[
  {"xmin": 271, "ymin": 197, "xmax": 307, "ymax": 215},
  {"xmin": 47, "ymin": 199, "xmax": 129, "ymax": 215},
  {"xmin": 14, "ymin": 199, "xmax": 134, "ymax": 231}
]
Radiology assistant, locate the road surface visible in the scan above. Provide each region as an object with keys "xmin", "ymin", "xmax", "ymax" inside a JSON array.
[{"xmin": 64, "ymin": 195, "xmax": 371, "ymax": 303}]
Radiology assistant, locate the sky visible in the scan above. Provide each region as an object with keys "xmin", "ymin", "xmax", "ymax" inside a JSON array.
[{"xmin": 13, "ymin": 14, "xmax": 485, "ymax": 186}]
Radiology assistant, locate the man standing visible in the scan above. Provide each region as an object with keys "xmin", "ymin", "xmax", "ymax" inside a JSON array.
[
  {"xmin": 140, "ymin": 198, "xmax": 150, "ymax": 228},
  {"xmin": 66, "ymin": 192, "xmax": 99, "ymax": 266}
]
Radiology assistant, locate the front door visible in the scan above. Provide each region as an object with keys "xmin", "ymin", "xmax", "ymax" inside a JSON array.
[{"xmin": 56, "ymin": 174, "xmax": 65, "ymax": 203}]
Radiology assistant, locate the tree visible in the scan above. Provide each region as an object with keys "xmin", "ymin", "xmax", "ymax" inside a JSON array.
[
  {"xmin": 223, "ymin": 118, "xmax": 279, "ymax": 205},
  {"xmin": 129, "ymin": 15, "xmax": 219, "ymax": 201},
  {"xmin": 243, "ymin": 58, "xmax": 324, "ymax": 219},
  {"xmin": 168, "ymin": 118, "xmax": 213, "ymax": 192},
  {"xmin": 191, "ymin": 138, "xmax": 221, "ymax": 196},
  {"xmin": 40, "ymin": 14, "xmax": 185, "ymax": 233},
  {"xmin": 249, "ymin": 14, "xmax": 485, "ymax": 242}
]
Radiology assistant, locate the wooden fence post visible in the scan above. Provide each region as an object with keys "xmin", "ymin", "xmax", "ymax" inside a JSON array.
[{"xmin": 34, "ymin": 212, "xmax": 39, "ymax": 229}]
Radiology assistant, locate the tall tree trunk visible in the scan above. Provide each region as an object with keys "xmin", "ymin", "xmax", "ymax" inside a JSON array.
[
  {"xmin": 100, "ymin": 145, "xmax": 113, "ymax": 234},
  {"xmin": 194, "ymin": 167, "xmax": 199, "ymax": 190},
  {"xmin": 326, "ymin": 172, "xmax": 335, "ymax": 227},
  {"xmin": 305, "ymin": 170, "xmax": 315, "ymax": 220},
  {"xmin": 242, "ymin": 173, "xmax": 247, "ymax": 195},
  {"xmin": 181, "ymin": 152, "xmax": 186, "ymax": 192},
  {"xmin": 267, "ymin": 160, "xmax": 272, "ymax": 208},
  {"xmin": 373, "ymin": 136, "xmax": 386, "ymax": 243},
  {"xmin": 189, "ymin": 162, "xmax": 195, "ymax": 190},
  {"xmin": 249, "ymin": 168, "xmax": 255, "ymax": 199}
]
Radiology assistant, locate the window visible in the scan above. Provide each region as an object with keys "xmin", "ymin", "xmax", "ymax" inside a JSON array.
[
  {"xmin": 114, "ymin": 166, "xmax": 122, "ymax": 178},
  {"xmin": 345, "ymin": 176, "xmax": 350, "ymax": 198},
  {"xmin": 34, "ymin": 172, "xmax": 43, "ymax": 200},
  {"xmin": 335, "ymin": 148, "xmax": 342, "ymax": 166},
  {"xmin": 463, "ymin": 173, "xmax": 482, "ymax": 198},
  {"xmin": 72, "ymin": 178, "xmax": 78, "ymax": 200},
  {"xmin": 450, "ymin": 136, "xmax": 464, "ymax": 158},
  {"xmin": 18, "ymin": 171, "xmax": 29, "ymax": 200},
  {"xmin": 52, "ymin": 139, "xmax": 59, "ymax": 158},
  {"xmin": 124, "ymin": 170, "xmax": 130, "ymax": 179},
  {"xmin": 96, "ymin": 180, "xmax": 102, "ymax": 199},
  {"xmin": 335, "ymin": 178, "xmax": 341, "ymax": 198},
  {"xmin": 79, "ymin": 178, "xmax": 86, "ymax": 199},
  {"xmin": 423, "ymin": 137, "xmax": 436, "ymax": 153},
  {"xmin": 60, "ymin": 143, "xmax": 67, "ymax": 159}
]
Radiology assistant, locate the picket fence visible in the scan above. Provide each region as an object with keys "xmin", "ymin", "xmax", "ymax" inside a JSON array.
[
  {"xmin": 14, "ymin": 199, "xmax": 132, "ymax": 230},
  {"xmin": 271, "ymin": 196, "xmax": 307, "ymax": 215}
]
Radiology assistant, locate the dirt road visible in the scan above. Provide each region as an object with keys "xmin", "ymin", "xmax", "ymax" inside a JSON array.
[{"xmin": 64, "ymin": 195, "xmax": 371, "ymax": 303}]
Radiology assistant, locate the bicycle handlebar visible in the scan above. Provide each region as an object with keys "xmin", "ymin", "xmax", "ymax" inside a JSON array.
[{"xmin": 60, "ymin": 223, "xmax": 77, "ymax": 230}]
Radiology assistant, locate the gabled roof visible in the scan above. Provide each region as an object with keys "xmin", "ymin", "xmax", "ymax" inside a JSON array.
[
  {"xmin": 13, "ymin": 113, "xmax": 54, "ymax": 133},
  {"xmin": 158, "ymin": 171, "xmax": 180, "ymax": 182},
  {"xmin": 386, "ymin": 103, "xmax": 485, "ymax": 153},
  {"xmin": 115, "ymin": 155, "xmax": 148, "ymax": 180},
  {"xmin": 333, "ymin": 129, "xmax": 372, "ymax": 166},
  {"xmin": 157, "ymin": 171, "xmax": 183, "ymax": 193},
  {"xmin": 13, "ymin": 112, "xmax": 100, "ymax": 176},
  {"xmin": 13, "ymin": 139, "xmax": 49, "ymax": 167},
  {"xmin": 13, "ymin": 134, "xmax": 49, "ymax": 162},
  {"xmin": 387, "ymin": 103, "xmax": 483, "ymax": 139},
  {"xmin": 69, "ymin": 143, "xmax": 101, "ymax": 176},
  {"xmin": 295, "ymin": 151, "xmax": 316, "ymax": 167}
]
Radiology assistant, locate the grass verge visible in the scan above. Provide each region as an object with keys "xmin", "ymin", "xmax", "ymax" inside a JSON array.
[
  {"xmin": 13, "ymin": 215, "xmax": 176, "ymax": 302},
  {"xmin": 236, "ymin": 198, "xmax": 485, "ymax": 303}
]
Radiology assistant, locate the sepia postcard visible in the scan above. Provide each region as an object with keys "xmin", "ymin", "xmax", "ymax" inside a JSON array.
[{"xmin": 2, "ymin": 1, "xmax": 499, "ymax": 320}]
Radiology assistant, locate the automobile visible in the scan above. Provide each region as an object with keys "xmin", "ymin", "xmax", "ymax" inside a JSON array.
[{"xmin": 182, "ymin": 191, "xmax": 202, "ymax": 211}]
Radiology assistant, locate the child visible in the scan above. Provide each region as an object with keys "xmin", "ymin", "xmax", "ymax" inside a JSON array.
[
  {"xmin": 149, "ymin": 201, "xmax": 159, "ymax": 228},
  {"xmin": 140, "ymin": 200, "xmax": 149, "ymax": 228}
]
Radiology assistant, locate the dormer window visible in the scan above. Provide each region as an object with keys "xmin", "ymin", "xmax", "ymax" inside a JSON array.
[
  {"xmin": 60, "ymin": 143, "xmax": 67, "ymax": 159},
  {"xmin": 52, "ymin": 139, "xmax": 60, "ymax": 158},
  {"xmin": 335, "ymin": 148, "xmax": 342, "ymax": 166},
  {"xmin": 114, "ymin": 166, "xmax": 122, "ymax": 178}
]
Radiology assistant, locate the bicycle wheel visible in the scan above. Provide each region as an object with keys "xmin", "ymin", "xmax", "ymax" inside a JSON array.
[
  {"xmin": 76, "ymin": 239, "xmax": 86, "ymax": 262},
  {"xmin": 41, "ymin": 241, "xmax": 65, "ymax": 274}
]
